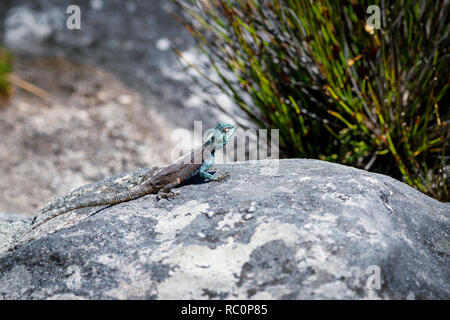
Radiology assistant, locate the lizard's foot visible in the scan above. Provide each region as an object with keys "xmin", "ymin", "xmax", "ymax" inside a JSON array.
[
  {"xmin": 213, "ymin": 172, "xmax": 230, "ymax": 182},
  {"xmin": 156, "ymin": 191, "xmax": 180, "ymax": 200}
]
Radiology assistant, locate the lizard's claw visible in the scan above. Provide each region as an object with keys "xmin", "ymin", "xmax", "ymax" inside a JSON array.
[
  {"xmin": 214, "ymin": 172, "xmax": 230, "ymax": 182},
  {"xmin": 156, "ymin": 191, "xmax": 179, "ymax": 201}
]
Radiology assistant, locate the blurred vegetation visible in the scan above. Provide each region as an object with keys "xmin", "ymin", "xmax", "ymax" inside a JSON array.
[
  {"xmin": 175, "ymin": 0, "xmax": 449, "ymax": 201},
  {"xmin": 0, "ymin": 47, "xmax": 13, "ymax": 105}
]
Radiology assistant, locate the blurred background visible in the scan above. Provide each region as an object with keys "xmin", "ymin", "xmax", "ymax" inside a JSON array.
[
  {"xmin": 0, "ymin": 0, "xmax": 448, "ymax": 216},
  {"xmin": 0, "ymin": 0, "xmax": 236, "ymax": 216}
]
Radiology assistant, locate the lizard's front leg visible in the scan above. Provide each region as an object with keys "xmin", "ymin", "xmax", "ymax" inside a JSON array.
[{"xmin": 199, "ymin": 154, "xmax": 229, "ymax": 182}]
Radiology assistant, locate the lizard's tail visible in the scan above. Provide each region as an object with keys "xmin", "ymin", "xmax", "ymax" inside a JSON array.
[{"xmin": 31, "ymin": 184, "xmax": 154, "ymax": 229}]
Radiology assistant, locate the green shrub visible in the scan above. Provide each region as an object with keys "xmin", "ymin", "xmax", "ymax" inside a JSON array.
[
  {"xmin": 0, "ymin": 47, "xmax": 13, "ymax": 102},
  {"xmin": 176, "ymin": 0, "xmax": 449, "ymax": 201}
]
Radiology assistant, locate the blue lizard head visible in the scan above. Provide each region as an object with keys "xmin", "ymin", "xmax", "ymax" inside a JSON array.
[{"xmin": 211, "ymin": 122, "xmax": 235, "ymax": 149}]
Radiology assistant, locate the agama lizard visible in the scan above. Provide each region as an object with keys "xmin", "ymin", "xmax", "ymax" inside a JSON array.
[{"xmin": 31, "ymin": 122, "xmax": 235, "ymax": 229}]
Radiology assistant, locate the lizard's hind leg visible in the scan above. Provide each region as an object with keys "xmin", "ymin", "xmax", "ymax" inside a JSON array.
[
  {"xmin": 156, "ymin": 179, "xmax": 181, "ymax": 200},
  {"xmin": 140, "ymin": 167, "xmax": 160, "ymax": 183}
]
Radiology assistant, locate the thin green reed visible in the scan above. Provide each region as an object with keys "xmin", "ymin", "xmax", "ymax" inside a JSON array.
[{"xmin": 175, "ymin": 0, "xmax": 449, "ymax": 200}]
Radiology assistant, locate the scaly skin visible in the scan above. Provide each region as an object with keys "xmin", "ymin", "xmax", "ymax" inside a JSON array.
[{"xmin": 31, "ymin": 122, "xmax": 235, "ymax": 229}]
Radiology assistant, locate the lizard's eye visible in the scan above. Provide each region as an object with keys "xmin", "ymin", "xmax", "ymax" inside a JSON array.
[{"xmin": 224, "ymin": 128, "xmax": 229, "ymax": 132}]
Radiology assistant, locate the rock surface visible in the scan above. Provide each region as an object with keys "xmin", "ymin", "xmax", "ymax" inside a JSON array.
[{"xmin": 0, "ymin": 159, "xmax": 449, "ymax": 299}]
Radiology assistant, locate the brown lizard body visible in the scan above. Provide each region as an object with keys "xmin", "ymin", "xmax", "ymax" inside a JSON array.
[{"xmin": 31, "ymin": 122, "xmax": 235, "ymax": 229}]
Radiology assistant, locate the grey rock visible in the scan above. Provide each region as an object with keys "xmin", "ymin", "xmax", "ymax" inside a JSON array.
[
  {"xmin": 0, "ymin": 212, "xmax": 32, "ymax": 223},
  {"xmin": 4, "ymin": 6, "xmax": 62, "ymax": 55},
  {"xmin": 244, "ymin": 213, "xmax": 254, "ymax": 220},
  {"xmin": 0, "ymin": 159, "xmax": 449, "ymax": 299}
]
